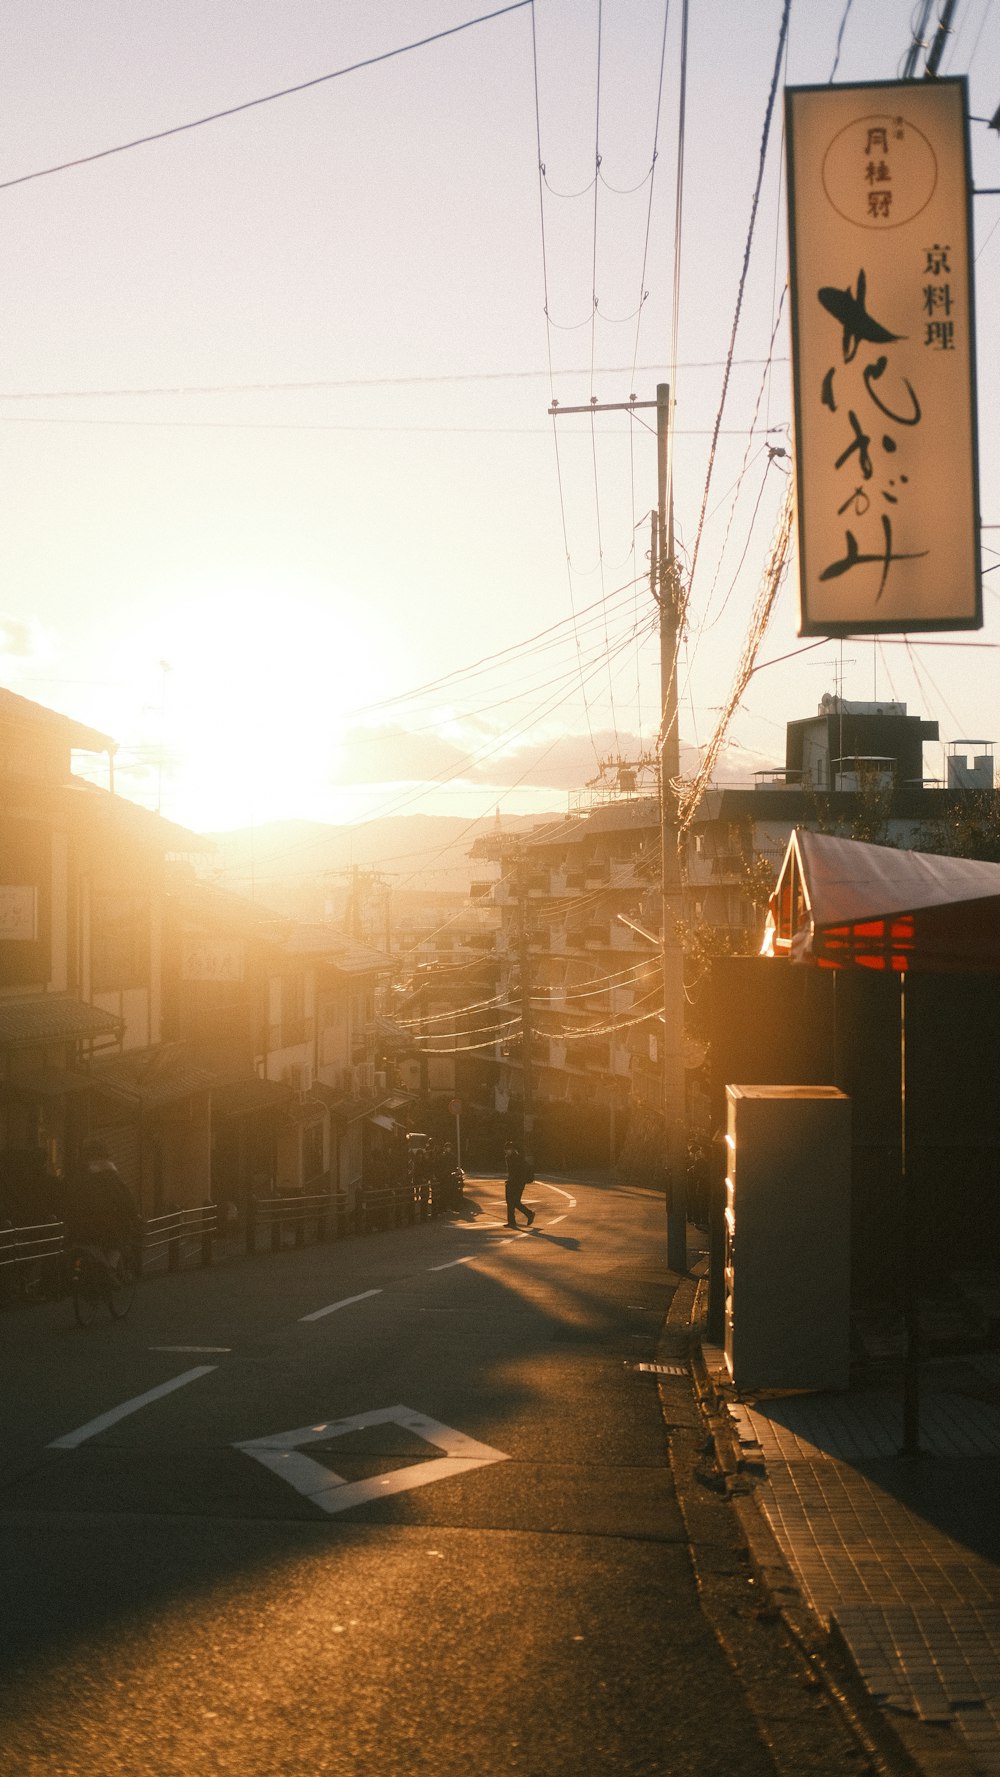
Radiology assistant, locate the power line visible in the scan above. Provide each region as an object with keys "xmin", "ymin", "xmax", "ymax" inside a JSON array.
[
  {"xmin": 828, "ymin": 0, "xmax": 856, "ymax": 81},
  {"xmin": 629, "ymin": 0, "xmax": 671, "ymax": 389},
  {"xmin": 532, "ymin": 5, "xmax": 600, "ymax": 763},
  {"xmin": 0, "ymin": 360, "xmax": 789, "ymax": 402},
  {"xmin": 0, "ymin": 2, "xmax": 534, "ymax": 193},
  {"xmin": 685, "ymin": 0, "xmax": 791, "ymax": 599}
]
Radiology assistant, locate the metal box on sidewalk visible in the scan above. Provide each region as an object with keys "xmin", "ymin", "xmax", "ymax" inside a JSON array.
[{"xmin": 725, "ymin": 1084, "xmax": 851, "ymax": 1392}]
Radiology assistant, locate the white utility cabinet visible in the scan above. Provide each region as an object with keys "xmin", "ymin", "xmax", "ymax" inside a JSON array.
[{"xmin": 725, "ymin": 1084, "xmax": 852, "ymax": 1392}]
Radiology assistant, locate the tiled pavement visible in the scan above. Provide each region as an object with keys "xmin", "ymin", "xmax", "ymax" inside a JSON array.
[{"xmin": 706, "ymin": 1354, "xmax": 1000, "ymax": 1776}]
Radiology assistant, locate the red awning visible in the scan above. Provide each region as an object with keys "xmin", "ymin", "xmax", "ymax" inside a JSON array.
[{"xmin": 763, "ymin": 829, "xmax": 1000, "ymax": 973}]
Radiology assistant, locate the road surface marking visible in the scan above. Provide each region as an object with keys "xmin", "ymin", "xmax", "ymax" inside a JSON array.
[
  {"xmin": 542, "ymin": 1183, "xmax": 576, "ymax": 1206},
  {"xmin": 428, "ymin": 1255, "xmax": 475, "ymax": 1271},
  {"xmin": 237, "ymin": 1404, "xmax": 509, "ymax": 1516},
  {"xmin": 149, "ymin": 1345, "xmax": 231, "ymax": 1353},
  {"xmin": 300, "ymin": 1288, "xmax": 383, "ymax": 1322},
  {"xmin": 48, "ymin": 1366, "xmax": 217, "ymax": 1449}
]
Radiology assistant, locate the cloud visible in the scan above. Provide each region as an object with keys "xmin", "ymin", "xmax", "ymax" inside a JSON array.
[
  {"xmin": 332, "ymin": 719, "xmax": 777, "ymax": 795},
  {"xmin": 335, "ymin": 723, "xmax": 472, "ymax": 785}
]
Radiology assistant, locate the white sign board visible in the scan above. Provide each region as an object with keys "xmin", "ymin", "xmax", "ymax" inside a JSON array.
[
  {"xmin": 785, "ymin": 78, "xmax": 980, "ymax": 635},
  {"xmin": 0, "ymin": 886, "xmax": 38, "ymax": 940},
  {"xmin": 181, "ymin": 937, "xmax": 245, "ymax": 982}
]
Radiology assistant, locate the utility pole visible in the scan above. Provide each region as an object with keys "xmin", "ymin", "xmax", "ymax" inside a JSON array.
[
  {"xmin": 656, "ymin": 383, "xmax": 689, "ymax": 1273},
  {"xmin": 516, "ymin": 855, "xmax": 535, "ymax": 1156},
  {"xmin": 547, "ymin": 386, "xmax": 689, "ymax": 1268}
]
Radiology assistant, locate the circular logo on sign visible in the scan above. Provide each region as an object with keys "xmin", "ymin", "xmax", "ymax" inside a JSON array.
[{"xmin": 821, "ymin": 113, "xmax": 938, "ymax": 229}]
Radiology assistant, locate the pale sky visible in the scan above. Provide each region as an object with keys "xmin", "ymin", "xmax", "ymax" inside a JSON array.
[{"xmin": 2, "ymin": 0, "xmax": 998, "ymax": 838}]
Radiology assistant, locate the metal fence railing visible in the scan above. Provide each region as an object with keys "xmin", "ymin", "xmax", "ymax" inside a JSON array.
[
  {"xmin": 1, "ymin": 1173, "xmax": 461, "ymax": 1308},
  {"xmin": 142, "ymin": 1203, "xmax": 218, "ymax": 1273},
  {"xmin": 0, "ymin": 1218, "xmax": 66, "ymax": 1304}
]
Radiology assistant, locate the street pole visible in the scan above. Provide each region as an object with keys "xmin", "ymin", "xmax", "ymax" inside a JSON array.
[
  {"xmin": 657, "ymin": 382, "xmax": 689, "ymax": 1273},
  {"xmin": 547, "ymin": 385, "xmax": 688, "ymax": 1265},
  {"xmin": 517, "ymin": 857, "xmax": 535, "ymax": 1157}
]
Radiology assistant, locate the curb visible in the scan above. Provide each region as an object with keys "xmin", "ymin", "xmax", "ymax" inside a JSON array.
[{"xmin": 675, "ymin": 1273, "xmax": 979, "ymax": 1777}]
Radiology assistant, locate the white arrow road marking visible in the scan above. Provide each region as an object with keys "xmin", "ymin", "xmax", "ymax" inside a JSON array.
[
  {"xmin": 300, "ymin": 1288, "xmax": 383, "ymax": 1323},
  {"xmin": 236, "ymin": 1404, "xmax": 509, "ymax": 1516},
  {"xmin": 49, "ymin": 1366, "xmax": 217, "ymax": 1449}
]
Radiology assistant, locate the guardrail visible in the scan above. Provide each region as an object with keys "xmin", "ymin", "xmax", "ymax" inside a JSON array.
[
  {"xmin": 143, "ymin": 1203, "xmax": 217, "ymax": 1273},
  {"xmin": 0, "ymin": 1218, "xmax": 66, "ymax": 1304},
  {"xmin": 0, "ymin": 1173, "xmax": 462, "ymax": 1307},
  {"xmin": 0, "ymin": 1217, "xmax": 64, "ymax": 1270},
  {"xmin": 247, "ymin": 1190, "xmax": 337, "ymax": 1254}
]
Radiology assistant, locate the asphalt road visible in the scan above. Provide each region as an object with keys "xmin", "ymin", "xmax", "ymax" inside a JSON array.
[{"xmin": 0, "ymin": 1175, "xmax": 861, "ymax": 1776}]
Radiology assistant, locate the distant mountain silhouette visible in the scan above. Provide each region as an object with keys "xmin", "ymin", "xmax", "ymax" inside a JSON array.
[{"xmin": 201, "ymin": 810, "xmax": 552, "ymax": 903}]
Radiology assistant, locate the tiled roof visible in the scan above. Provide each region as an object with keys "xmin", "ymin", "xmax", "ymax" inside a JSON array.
[
  {"xmin": 88, "ymin": 1043, "xmax": 215, "ymax": 1108},
  {"xmin": 279, "ymin": 926, "xmax": 389, "ymax": 972},
  {"xmin": 4, "ymin": 1064, "xmax": 93, "ymax": 1096},
  {"xmin": 0, "ymin": 995, "xmax": 123, "ymax": 1047},
  {"xmin": 207, "ymin": 1077, "xmax": 292, "ymax": 1118},
  {"xmin": 64, "ymin": 781, "xmax": 207, "ymax": 851},
  {"xmin": 527, "ymin": 800, "xmax": 659, "ymax": 849},
  {"xmin": 0, "ymin": 686, "xmax": 113, "ymax": 753}
]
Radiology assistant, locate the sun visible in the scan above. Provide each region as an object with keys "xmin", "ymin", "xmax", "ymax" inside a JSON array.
[{"xmin": 113, "ymin": 571, "xmax": 397, "ymax": 832}]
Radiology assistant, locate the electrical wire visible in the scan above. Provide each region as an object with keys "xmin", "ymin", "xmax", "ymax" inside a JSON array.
[
  {"xmin": 666, "ymin": 0, "xmax": 689, "ymax": 529},
  {"xmin": 901, "ymin": 0, "xmax": 935, "ymax": 77},
  {"xmin": 410, "ymin": 1014, "xmax": 520, "ymax": 1043},
  {"xmin": 531, "ymin": 4, "xmax": 601, "ymax": 760},
  {"xmin": 0, "ymin": 358, "xmax": 789, "ymax": 403},
  {"xmin": 828, "ymin": 0, "xmax": 855, "ymax": 81},
  {"xmin": 693, "ymin": 284, "xmax": 788, "ymax": 636},
  {"xmin": 678, "ymin": 482, "xmax": 794, "ymax": 831},
  {"xmin": 0, "ymin": 3, "xmax": 534, "ymax": 192},
  {"xmin": 586, "ymin": 0, "xmax": 621, "ymax": 747},
  {"xmin": 684, "ymin": 0, "xmax": 791, "ymax": 600},
  {"xmin": 530, "ymin": 965, "xmax": 656, "ymax": 1005},
  {"xmin": 417, "ymin": 987, "xmax": 666, "ymax": 1055},
  {"xmin": 391, "ymin": 989, "xmax": 514, "ymax": 1028},
  {"xmin": 629, "ymin": 0, "xmax": 670, "ymax": 390}
]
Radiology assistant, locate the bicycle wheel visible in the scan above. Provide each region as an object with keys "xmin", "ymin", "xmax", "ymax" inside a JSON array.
[
  {"xmin": 72, "ymin": 1257, "xmax": 102, "ymax": 1327},
  {"xmin": 107, "ymin": 1251, "xmax": 137, "ymax": 1319}
]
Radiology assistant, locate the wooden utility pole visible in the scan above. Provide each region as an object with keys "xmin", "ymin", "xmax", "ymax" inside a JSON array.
[
  {"xmin": 548, "ymin": 387, "xmax": 688, "ymax": 1263},
  {"xmin": 656, "ymin": 384, "xmax": 688, "ymax": 1272},
  {"xmin": 516, "ymin": 856, "xmax": 535, "ymax": 1155}
]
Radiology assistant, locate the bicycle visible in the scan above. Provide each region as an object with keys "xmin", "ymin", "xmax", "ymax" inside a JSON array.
[{"xmin": 71, "ymin": 1243, "xmax": 138, "ymax": 1326}]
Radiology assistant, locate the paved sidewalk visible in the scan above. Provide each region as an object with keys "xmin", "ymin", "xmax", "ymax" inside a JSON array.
[{"xmin": 702, "ymin": 1341, "xmax": 1000, "ymax": 1777}]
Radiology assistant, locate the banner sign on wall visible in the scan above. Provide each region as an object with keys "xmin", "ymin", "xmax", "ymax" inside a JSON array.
[
  {"xmin": 785, "ymin": 78, "xmax": 980, "ymax": 635},
  {"xmin": 182, "ymin": 937, "xmax": 245, "ymax": 982}
]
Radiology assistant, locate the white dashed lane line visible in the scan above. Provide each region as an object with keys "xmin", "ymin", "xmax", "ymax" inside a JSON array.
[
  {"xmin": 150, "ymin": 1345, "xmax": 231, "ymax": 1353},
  {"xmin": 304, "ymin": 1182, "xmax": 573, "ymax": 1307},
  {"xmin": 48, "ymin": 1366, "xmax": 218, "ymax": 1450},
  {"xmin": 300, "ymin": 1288, "xmax": 384, "ymax": 1323}
]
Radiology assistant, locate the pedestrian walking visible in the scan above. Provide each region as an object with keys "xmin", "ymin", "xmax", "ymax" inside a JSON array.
[{"xmin": 503, "ymin": 1143, "xmax": 534, "ymax": 1229}]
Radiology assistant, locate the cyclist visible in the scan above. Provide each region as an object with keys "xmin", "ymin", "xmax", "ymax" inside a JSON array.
[{"xmin": 65, "ymin": 1137, "xmax": 140, "ymax": 1286}]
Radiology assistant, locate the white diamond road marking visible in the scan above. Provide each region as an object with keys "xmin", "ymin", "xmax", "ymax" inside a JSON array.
[{"xmin": 235, "ymin": 1404, "xmax": 509, "ymax": 1516}]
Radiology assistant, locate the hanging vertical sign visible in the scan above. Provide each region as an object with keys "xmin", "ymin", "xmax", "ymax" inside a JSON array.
[{"xmin": 785, "ymin": 77, "xmax": 980, "ymax": 636}]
